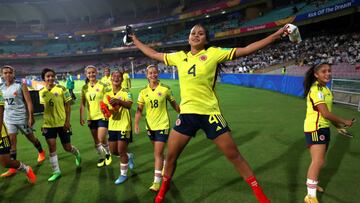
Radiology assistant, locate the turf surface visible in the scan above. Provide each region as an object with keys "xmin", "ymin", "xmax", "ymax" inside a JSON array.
[{"xmin": 0, "ymin": 79, "xmax": 358, "ymax": 203}]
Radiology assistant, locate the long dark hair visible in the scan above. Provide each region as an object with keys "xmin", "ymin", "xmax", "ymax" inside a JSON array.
[
  {"xmin": 41, "ymin": 68, "xmax": 55, "ymax": 81},
  {"xmin": 303, "ymin": 63, "xmax": 330, "ymax": 97}
]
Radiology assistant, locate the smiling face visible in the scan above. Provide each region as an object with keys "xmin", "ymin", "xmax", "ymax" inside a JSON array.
[
  {"xmin": 44, "ymin": 70, "xmax": 55, "ymax": 85},
  {"xmin": 188, "ymin": 25, "xmax": 208, "ymax": 50},
  {"xmin": 111, "ymin": 71, "xmax": 123, "ymax": 87},
  {"xmin": 2, "ymin": 67, "xmax": 14, "ymax": 83},
  {"xmin": 86, "ymin": 66, "xmax": 97, "ymax": 82},
  {"xmin": 146, "ymin": 66, "xmax": 159, "ymax": 83},
  {"xmin": 314, "ymin": 64, "xmax": 332, "ymax": 85},
  {"xmin": 104, "ymin": 67, "xmax": 110, "ymax": 77}
]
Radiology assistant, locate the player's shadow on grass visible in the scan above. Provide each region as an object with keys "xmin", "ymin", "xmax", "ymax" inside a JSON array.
[
  {"xmin": 168, "ymin": 131, "xmax": 258, "ymax": 201},
  {"xmin": 9, "ymin": 179, "xmax": 37, "ymax": 203},
  {"xmin": 318, "ymin": 135, "xmax": 351, "ymax": 202},
  {"xmin": 0, "ymin": 177, "xmax": 12, "ymax": 198},
  {"xmin": 61, "ymin": 167, "xmax": 82, "ymax": 203},
  {"xmin": 190, "ymin": 135, "xmax": 306, "ymax": 202},
  {"xmin": 97, "ymin": 166, "xmax": 117, "ymax": 202},
  {"xmin": 45, "ymin": 180, "xmax": 61, "ymax": 203}
]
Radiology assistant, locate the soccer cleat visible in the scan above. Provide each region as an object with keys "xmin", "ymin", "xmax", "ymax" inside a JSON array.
[
  {"xmin": 1, "ymin": 168, "xmax": 17, "ymax": 177},
  {"xmin": 128, "ymin": 153, "xmax": 134, "ymax": 170},
  {"xmin": 75, "ymin": 152, "xmax": 82, "ymax": 167},
  {"xmin": 105, "ymin": 154, "xmax": 112, "ymax": 166},
  {"xmin": 304, "ymin": 195, "xmax": 319, "ymax": 203},
  {"xmin": 114, "ymin": 175, "xmax": 128, "ymax": 185},
  {"xmin": 26, "ymin": 167, "xmax": 36, "ymax": 184},
  {"xmin": 97, "ymin": 159, "xmax": 106, "ymax": 168},
  {"xmin": 149, "ymin": 182, "xmax": 161, "ymax": 192},
  {"xmin": 37, "ymin": 151, "xmax": 46, "ymax": 165},
  {"xmin": 48, "ymin": 172, "xmax": 61, "ymax": 182}
]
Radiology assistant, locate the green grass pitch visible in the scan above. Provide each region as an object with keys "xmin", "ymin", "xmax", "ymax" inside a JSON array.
[{"xmin": 0, "ymin": 79, "xmax": 359, "ymax": 203}]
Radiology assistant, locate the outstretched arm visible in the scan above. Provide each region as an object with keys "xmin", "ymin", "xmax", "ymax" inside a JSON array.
[
  {"xmin": 234, "ymin": 26, "xmax": 286, "ymax": 58},
  {"xmin": 131, "ymin": 34, "xmax": 165, "ymax": 62}
]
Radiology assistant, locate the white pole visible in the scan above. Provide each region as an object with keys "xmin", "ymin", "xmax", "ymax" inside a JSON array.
[
  {"xmin": 131, "ymin": 60, "xmax": 134, "ymax": 78},
  {"xmin": 172, "ymin": 66, "xmax": 175, "ymax": 80}
]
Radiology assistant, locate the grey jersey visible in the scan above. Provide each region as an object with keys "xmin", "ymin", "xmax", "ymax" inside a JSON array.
[{"xmin": 0, "ymin": 82, "xmax": 27, "ymax": 124}]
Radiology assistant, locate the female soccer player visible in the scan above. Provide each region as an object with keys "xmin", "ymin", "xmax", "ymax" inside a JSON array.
[
  {"xmin": 100, "ymin": 67, "xmax": 111, "ymax": 86},
  {"xmin": 135, "ymin": 65, "xmax": 180, "ymax": 191},
  {"xmin": 0, "ymin": 89, "xmax": 36, "ymax": 184},
  {"xmin": 121, "ymin": 69, "xmax": 131, "ymax": 89},
  {"xmin": 0, "ymin": 66, "xmax": 45, "ymax": 178},
  {"xmin": 39, "ymin": 68, "xmax": 81, "ymax": 182},
  {"xmin": 103, "ymin": 70, "xmax": 133, "ymax": 184},
  {"xmin": 80, "ymin": 65, "xmax": 112, "ymax": 167},
  {"xmin": 131, "ymin": 24, "xmax": 288, "ymax": 203},
  {"xmin": 303, "ymin": 63, "xmax": 353, "ymax": 203}
]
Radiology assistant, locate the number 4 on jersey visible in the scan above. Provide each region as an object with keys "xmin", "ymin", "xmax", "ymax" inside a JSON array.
[{"xmin": 188, "ymin": 64, "xmax": 196, "ymax": 76}]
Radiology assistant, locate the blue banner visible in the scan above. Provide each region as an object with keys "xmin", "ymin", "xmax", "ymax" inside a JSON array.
[
  {"xmin": 295, "ymin": 0, "xmax": 360, "ymax": 22},
  {"xmin": 220, "ymin": 74, "xmax": 305, "ymax": 97}
]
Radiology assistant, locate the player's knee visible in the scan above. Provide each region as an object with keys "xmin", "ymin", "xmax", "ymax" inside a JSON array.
[
  {"xmin": 226, "ymin": 151, "xmax": 244, "ymax": 164},
  {"xmin": 313, "ymin": 158, "xmax": 325, "ymax": 168}
]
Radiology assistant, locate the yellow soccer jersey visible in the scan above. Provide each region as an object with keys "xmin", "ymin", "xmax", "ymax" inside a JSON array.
[
  {"xmin": 0, "ymin": 90, "xmax": 8, "ymax": 138},
  {"xmin": 104, "ymin": 88, "xmax": 132, "ymax": 131},
  {"xmin": 137, "ymin": 83, "xmax": 175, "ymax": 130},
  {"xmin": 164, "ymin": 46, "xmax": 236, "ymax": 114},
  {"xmin": 304, "ymin": 81, "xmax": 333, "ymax": 132},
  {"xmin": 122, "ymin": 73, "xmax": 131, "ymax": 89},
  {"xmin": 39, "ymin": 85, "xmax": 72, "ymax": 128},
  {"xmin": 82, "ymin": 81, "xmax": 112, "ymax": 120},
  {"xmin": 100, "ymin": 76, "xmax": 111, "ymax": 86}
]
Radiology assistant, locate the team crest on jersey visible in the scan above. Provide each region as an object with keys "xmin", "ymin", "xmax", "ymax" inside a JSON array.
[
  {"xmin": 54, "ymin": 92, "xmax": 59, "ymax": 97},
  {"xmin": 199, "ymin": 55, "xmax": 207, "ymax": 61},
  {"xmin": 157, "ymin": 92, "xmax": 162, "ymax": 97},
  {"xmin": 176, "ymin": 118, "xmax": 181, "ymax": 126},
  {"xmin": 96, "ymin": 88, "xmax": 99, "ymax": 92},
  {"xmin": 319, "ymin": 134, "xmax": 325, "ymax": 141},
  {"xmin": 13, "ymin": 91, "xmax": 17, "ymax": 96}
]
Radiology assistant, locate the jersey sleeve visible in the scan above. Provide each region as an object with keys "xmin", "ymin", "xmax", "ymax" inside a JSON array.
[
  {"xmin": 39, "ymin": 89, "xmax": 45, "ymax": 105},
  {"xmin": 309, "ymin": 87, "xmax": 325, "ymax": 106},
  {"xmin": 0, "ymin": 90, "xmax": 4, "ymax": 106},
  {"xmin": 166, "ymin": 88, "xmax": 175, "ymax": 102},
  {"xmin": 137, "ymin": 90, "xmax": 145, "ymax": 105},
  {"xmin": 126, "ymin": 91, "xmax": 133, "ymax": 102},
  {"xmin": 212, "ymin": 47, "xmax": 236, "ymax": 63},
  {"xmin": 63, "ymin": 88, "xmax": 72, "ymax": 103},
  {"xmin": 164, "ymin": 51, "xmax": 184, "ymax": 66}
]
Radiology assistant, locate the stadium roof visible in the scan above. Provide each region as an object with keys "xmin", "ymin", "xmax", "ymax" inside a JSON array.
[{"xmin": 0, "ymin": 0, "xmax": 209, "ymax": 25}]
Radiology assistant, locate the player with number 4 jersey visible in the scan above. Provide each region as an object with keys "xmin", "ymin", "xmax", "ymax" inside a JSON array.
[{"xmin": 131, "ymin": 23, "xmax": 288, "ymax": 203}]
